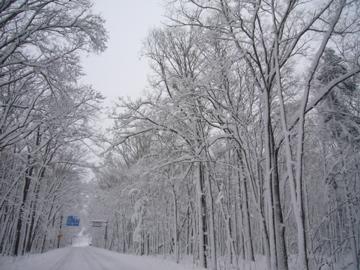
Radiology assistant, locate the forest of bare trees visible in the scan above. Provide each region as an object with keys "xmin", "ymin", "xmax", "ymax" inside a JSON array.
[
  {"xmin": 0, "ymin": 0, "xmax": 106, "ymax": 256},
  {"xmin": 92, "ymin": 1, "xmax": 360, "ymax": 270},
  {"xmin": 1, "ymin": 0, "xmax": 360, "ymax": 270}
]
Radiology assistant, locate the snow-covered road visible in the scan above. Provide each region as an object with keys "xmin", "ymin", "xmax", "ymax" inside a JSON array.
[{"xmin": 0, "ymin": 247, "xmax": 199, "ymax": 270}]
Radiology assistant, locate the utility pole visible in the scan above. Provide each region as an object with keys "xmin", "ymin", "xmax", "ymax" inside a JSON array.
[
  {"xmin": 104, "ymin": 221, "xmax": 108, "ymax": 249},
  {"xmin": 57, "ymin": 215, "xmax": 63, "ymax": 248}
]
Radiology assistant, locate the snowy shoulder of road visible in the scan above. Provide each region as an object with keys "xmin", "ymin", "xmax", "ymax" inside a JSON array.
[{"xmin": 0, "ymin": 246, "xmax": 204, "ymax": 270}]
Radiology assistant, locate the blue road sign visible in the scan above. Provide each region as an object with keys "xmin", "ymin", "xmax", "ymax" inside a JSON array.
[{"xmin": 66, "ymin": 216, "xmax": 80, "ymax": 226}]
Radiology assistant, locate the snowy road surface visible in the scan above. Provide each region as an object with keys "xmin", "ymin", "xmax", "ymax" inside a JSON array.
[{"xmin": 0, "ymin": 247, "xmax": 200, "ymax": 270}]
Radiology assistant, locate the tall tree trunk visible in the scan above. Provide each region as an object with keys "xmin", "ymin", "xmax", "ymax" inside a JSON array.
[
  {"xmin": 342, "ymin": 155, "xmax": 359, "ymax": 270},
  {"xmin": 205, "ymin": 163, "xmax": 217, "ymax": 270},
  {"xmin": 196, "ymin": 162, "xmax": 208, "ymax": 268},
  {"xmin": 13, "ymin": 155, "xmax": 33, "ymax": 256},
  {"xmin": 272, "ymin": 147, "xmax": 288, "ymax": 270},
  {"xmin": 263, "ymin": 89, "xmax": 277, "ymax": 270},
  {"xmin": 238, "ymin": 153, "xmax": 255, "ymax": 262},
  {"xmin": 171, "ymin": 184, "xmax": 180, "ymax": 263}
]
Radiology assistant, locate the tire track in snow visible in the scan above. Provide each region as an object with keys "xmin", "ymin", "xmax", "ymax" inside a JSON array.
[
  {"xmin": 50, "ymin": 248, "xmax": 74, "ymax": 270},
  {"xmin": 85, "ymin": 247, "xmax": 139, "ymax": 270},
  {"xmin": 81, "ymin": 247, "xmax": 112, "ymax": 270}
]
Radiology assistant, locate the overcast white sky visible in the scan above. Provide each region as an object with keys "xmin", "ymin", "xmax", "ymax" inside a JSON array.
[{"xmin": 81, "ymin": 0, "xmax": 164, "ymax": 107}]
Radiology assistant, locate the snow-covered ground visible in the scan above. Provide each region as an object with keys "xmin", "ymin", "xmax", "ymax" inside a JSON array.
[{"xmin": 0, "ymin": 247, "xmax": 204, "ymax": 270}]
